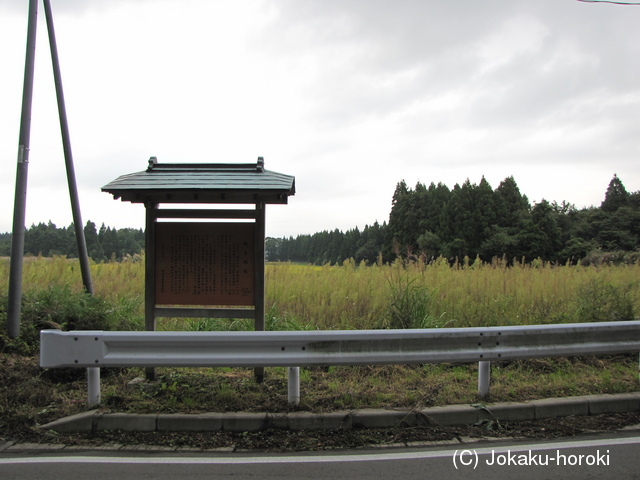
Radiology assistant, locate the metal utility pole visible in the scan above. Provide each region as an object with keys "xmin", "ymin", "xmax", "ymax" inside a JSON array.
[
  {"xmin": 43, "ymin": 0, "xmax": 94, "ymax": 295},
  {"xmin": 7, "ymin": 0, "xmax": 94, "ymax": 338},
  {"xmin": 7, "ymin": 0, "xmax": 38, "ymax": 338}
]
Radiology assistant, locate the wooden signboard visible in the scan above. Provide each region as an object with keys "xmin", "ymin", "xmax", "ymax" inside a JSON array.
[{"xmin": 155, "ymin": 222, "xmax": 255, "ymax": 306}]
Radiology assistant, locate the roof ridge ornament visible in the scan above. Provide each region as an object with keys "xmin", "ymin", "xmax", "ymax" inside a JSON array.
[
  {"xmin": 257, "ymin": 156, "xmax": 264, "ymax": 172},
  {"xmin": 147, "ymin": 156, "xmax": 158, "ymax": 171}
]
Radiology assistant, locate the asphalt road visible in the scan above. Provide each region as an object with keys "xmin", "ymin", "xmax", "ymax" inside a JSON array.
[{"xmin": 2, "ymin": 432, "xmax": 639, "ymax": 479}]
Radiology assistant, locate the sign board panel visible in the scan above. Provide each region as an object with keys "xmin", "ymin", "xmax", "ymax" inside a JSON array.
[{"xmin": 155, "ymin": 222, "xmax": 255, "ymax": 306}]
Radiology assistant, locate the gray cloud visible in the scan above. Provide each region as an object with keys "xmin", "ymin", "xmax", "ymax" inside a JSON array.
[
  {"xmin": 253, "ymin": 0, "xmax": 640, "ymax": 139},
  {"xmin": 1, "ymin": 0, "xmax": 639, "ymax": 235},
  {"xmin": 1, "ymin": 0, "xmax": 129, "ymax": 16}
]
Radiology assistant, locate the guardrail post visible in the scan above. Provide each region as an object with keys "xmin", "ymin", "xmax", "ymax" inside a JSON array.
[
  {"xmin": 87, "ymin": 367, "xmax": 101, "ymax": 407},
  {"xmin": 288, "ymin": 367, "xmax": 300, "ymax": 405},
  {"xmin": 478, "ymin": 361, "xmax": 490, "ymax": 399}
]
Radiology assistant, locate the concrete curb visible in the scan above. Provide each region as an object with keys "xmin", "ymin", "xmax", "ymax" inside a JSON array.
[{"xmin": 40, "ymin": 392, "xmax": 640, "ymax": 433}]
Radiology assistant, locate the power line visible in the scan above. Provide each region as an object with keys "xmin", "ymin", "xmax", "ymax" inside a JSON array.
[{"xmin": 578, "ymin": 0, "xmax": 640, "ymax": 5}]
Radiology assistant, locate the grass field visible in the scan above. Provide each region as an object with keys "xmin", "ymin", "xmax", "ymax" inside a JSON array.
[
  {"xmin": 2, "ymin": 255, "xmax": 638, "ymax": 331},
  {"xmin": 0, "ymin": 255, "xmax": 639, "ymax": 442}
]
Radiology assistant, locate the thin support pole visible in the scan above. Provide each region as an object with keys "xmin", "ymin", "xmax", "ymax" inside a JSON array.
[
  {"xmin": 254, "ymin": 202, "xmax": 266, "ymax": 383},
  {"xmin": 87, "ymin": 367, "xmax": 101, "ymax": 407},
  {"xmin": 7, "ymin": 0, "xmax": 39, "ymax": 338},
  {"xmin": 478, "ymin": 361, "xmax": 491, "ymax": 399},
  {"xmin": 42, "ymin": 0, "xmax": 93, "ymax": 295},
  {"xmin": 254, "ymin": 202, "xmax": 266, "ymax": 331},
  {"xmin": 288, "ymin": 367, "xmax": 301, "ymax": 405},
  {"xmin": 144, "ymin": 202, "xmax": 157, "ymax": 381}
]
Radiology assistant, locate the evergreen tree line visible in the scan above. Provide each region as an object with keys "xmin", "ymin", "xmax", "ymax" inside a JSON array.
[
  {"xmin": 267, "ymin": 174, "xmax": 640, "ymax": 265},
  {"xmin": 0, "ymin": 221, "xmax": 144, "ymax": 262},
  {"xmin": 266, "ymin": 221, "xmax": 388, "ymax": 266},
  {"xmin": 1, "ymin": 175, "xmax": 637, "ymax": 265}
]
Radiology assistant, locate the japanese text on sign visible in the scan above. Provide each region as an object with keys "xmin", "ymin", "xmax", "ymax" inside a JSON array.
[{"xmin": 155, "ymin": 222, "xmax": 255, "ymax": 306}]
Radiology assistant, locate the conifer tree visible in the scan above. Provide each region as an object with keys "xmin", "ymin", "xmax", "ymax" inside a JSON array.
[{"xmin": 601, "ymin": 174, "xmax": 629, "ymax": 212}]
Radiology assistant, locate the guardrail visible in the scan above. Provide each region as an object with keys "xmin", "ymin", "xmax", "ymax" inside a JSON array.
[{"xmin": 40, "ymin": 321, "xmax": 640, "ymax": 407}]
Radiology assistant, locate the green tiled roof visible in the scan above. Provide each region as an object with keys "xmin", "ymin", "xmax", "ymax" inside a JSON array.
[{"xmin": 102, "ymin": 157, "xmax": 295, "ymax": 204}]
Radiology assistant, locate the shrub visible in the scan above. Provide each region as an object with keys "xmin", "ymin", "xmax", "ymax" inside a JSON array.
[
  {"xmin": 575, "ymin": 278, "xmax": 636, "ymax": 322},
  {"xmin": 0, "ymin": 285, "xmax": 143, "ymax": 356}
]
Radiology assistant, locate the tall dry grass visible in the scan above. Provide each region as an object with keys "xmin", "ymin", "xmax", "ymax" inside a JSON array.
[
  {"xmin": 266, "ymin": 257, "xmax": 639, "ymax": 329},
  {"xmin": 1, "ymin": 255, "xmax": 638, "ymax": 331}
]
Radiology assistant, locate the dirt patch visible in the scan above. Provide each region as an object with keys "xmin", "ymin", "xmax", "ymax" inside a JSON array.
[{"xmin": 3, "ymin": 412, "xmax": 639, "ymax": 453}]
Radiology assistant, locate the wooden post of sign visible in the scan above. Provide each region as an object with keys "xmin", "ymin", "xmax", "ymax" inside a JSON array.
[
  {"xmin": 145, "ymin": 202, "xmax": 157, "ymax": 381},
  {"xmin": 254, "ymin": 202, "xmax": 266, "ymax": 382}
]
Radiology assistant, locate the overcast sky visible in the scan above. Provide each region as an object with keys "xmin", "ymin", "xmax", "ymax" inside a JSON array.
[{"xmin": 1, "ymin": 0, "xmax": 639, "ymax": 238}]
